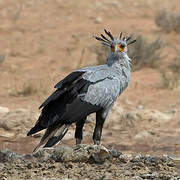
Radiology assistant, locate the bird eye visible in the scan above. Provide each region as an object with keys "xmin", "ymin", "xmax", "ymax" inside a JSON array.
[
  {"xmin": 111, "ymin": 44, "xmax": 125, "ymax": 52},
  {"xmin": 120, "ymin": 44, "xmax": 125, "ymax": 48},
  {"xmin": 118, "ymin": 44, "xmax": 125, "ymax": 52}
]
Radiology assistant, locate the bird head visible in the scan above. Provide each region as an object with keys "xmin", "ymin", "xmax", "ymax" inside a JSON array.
[{"xmin": 94, "ymin": 29, "xmax": 136, "ymax": 56}]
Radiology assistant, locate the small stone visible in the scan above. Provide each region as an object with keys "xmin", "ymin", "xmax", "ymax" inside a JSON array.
[
  {"xmin": 88, "ymin": 145, "xmax": 109, "ymax": 163},
  {"xmin": 53, "ymin": 146, "xmax": 74, "ymax": 162},
  {"xmin": 42, "ymin": 178, "xmax": 59, "ymax": 180},
  {"xmin": 0, "ymin": 106, "xmax": 9, "ymax": 114},
  {"xmin": 33, "ymin": 147, "xmax": 54, "ymax": 162},
  {"xmin": 131, "ymin": 176, "xmax": 143, "ymax": 180},
  {"xmin": 137, "ymin": 105, "xmax": 144, "ymax": 110},
  {"xmin": 23, "ymin": 154, "xmax": 34, "ymax": 160},
  {"xmin": 109, "ymin": 148, "xmax": 122, "ymax": 158},
  {"xmin": 94, "ymin": 16, "xmax": 103, "ymax": 24}
]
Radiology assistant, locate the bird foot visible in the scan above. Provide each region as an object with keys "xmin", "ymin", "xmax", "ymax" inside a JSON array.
[
  {"xmin": 93, "ymin": 140, "xmax": 100, "ymax": 145},
  {"xmin": 76, "ymin": 138, "xmax": 82, "ymax": 145}
]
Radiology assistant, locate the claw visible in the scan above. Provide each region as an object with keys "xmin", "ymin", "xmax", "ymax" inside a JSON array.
[{"xmin": 93, "ymin": 140, "xmax": 100, "ymax": 145}]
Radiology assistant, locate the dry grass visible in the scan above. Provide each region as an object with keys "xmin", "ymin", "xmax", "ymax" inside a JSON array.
[
  {"xmin": 91, "ymin": 45, "xmax": 109, "ymax": 65},
  {"xmin": 9, "ymin": 83, "xmax": 38, "ymax": 97},
  {"xmin": 128, "ymin": 35, "xmax": 162, "ymax": 71},
  {"xmin": 155, "ymin": 10, "xmax": 180, "ymax": 33},
  {"xmin": 0, "ymin": 51, "xmax": 9, "ymax": 64},
  {"xmin": 161, "ymin": 57, "xmax": 180, "ymax": 89},
  {"xmin": 9, "ymin": 81, "xmax": 48, "ymax": 97},
  {"xmin": 18, "ymin": 83, "xmax": 38, "ymax": 96},
  {"xmin": 0, "ymin": 54, "xmax": 6, "ymax": 64}
]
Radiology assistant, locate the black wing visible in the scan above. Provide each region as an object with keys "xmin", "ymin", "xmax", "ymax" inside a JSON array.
[
  {"xmin": 39, "ymin": 71, "xmax": 85, "ymax": 109},
  {"xmin": 27, "ymin": 71, "xmax": 89, "ymax": 136}
]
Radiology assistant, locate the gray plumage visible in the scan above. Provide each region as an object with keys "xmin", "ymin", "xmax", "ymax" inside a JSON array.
[{"xmin": 27, "ymin": 29, "xmax": 136, "ymax": 153}]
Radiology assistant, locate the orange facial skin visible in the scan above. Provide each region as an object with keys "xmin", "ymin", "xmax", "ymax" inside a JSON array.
[{"xmin": 111, "ymin": 44, "xmax": 124, "ymax": 52}]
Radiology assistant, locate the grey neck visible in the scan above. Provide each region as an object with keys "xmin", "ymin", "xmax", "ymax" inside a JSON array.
[{"xmin": 107, "ymin": 52, "xmax": 131, "ymax": 70}]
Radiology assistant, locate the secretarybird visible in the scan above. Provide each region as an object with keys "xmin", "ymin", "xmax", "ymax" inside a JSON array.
[{"xmin": 27, "ymin": 29, "xmax": 136, "ymax": 153}]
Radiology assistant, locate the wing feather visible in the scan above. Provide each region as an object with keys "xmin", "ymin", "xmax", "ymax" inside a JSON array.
[
  {"xmin": 39, "ymin": 67, "xmax": 111, "ymax": 109},
  {"xmin": 54, "ymin": 71, "xmax": 85, "ymax": 89},
  {"xmin": 39, "ymin": 71, "xmax": 85, "ymax": 109}
]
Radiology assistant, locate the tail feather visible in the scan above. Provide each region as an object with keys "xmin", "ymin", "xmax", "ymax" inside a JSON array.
[
  {"xmin": 33, "ymin": 124, "xmax": 63, "ymax": 153},
  {"xmin": 44, "ymin": 124, "xmax": 70, "ymax": 147},
  {"xmin": 27, "ymin": 114, "xmax": 45, "ymax": 136},
  {"xmin": 32, "ymin": 124, "xmax": 69, "ymax": 153},
  {"xmin": 27, "ymin": 125, "xmax": 44, "ymax": 136}
]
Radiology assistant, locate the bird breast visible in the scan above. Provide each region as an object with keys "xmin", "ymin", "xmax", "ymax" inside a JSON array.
[{"xmin": 79, "ymin": 77, "xmax": 121, "ymax": 108}]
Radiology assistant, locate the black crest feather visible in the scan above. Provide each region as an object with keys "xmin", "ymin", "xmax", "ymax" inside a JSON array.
[
  {"xmin": 127, "ymin": 39, "xmax": 136, "ymax": 45},
  {"xmin": 126, "ymin": 36, "xmax": 131, "ymax": 41},
  {"xmin": 119, "ymin": 32, "xmax": 122, "ymax": 40},
  {"xmin": 94, "ymin": 29, "xmax": 136, "ymax": 47},
  {"xmin": 104, "ymin": 29, "xmax": 114, "ymax": 41},
  {"xmin": 94, "ymin": 36, "xmax": 110, "ymax": 44},
  {"xmin": 100, "ymin": 34, "xmax": 111, "ymax": 43}
]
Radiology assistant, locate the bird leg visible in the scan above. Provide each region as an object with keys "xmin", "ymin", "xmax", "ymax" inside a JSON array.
[
  {"xmin": 75, "ymin": 117, "xmax": 86, "ymax": 145},
  {"xmin": 93, "ymin": 110, "xmax": 107, "ymax": 145}
]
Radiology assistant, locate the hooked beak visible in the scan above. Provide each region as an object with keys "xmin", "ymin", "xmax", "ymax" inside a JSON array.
[{"xmin": 114, "ymin": 44, "xmax": 119, "ymax": 53}]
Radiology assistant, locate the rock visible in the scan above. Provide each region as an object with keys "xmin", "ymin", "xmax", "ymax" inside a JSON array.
[
  {"xmin": 94, "ymin": 16, "xmax": 103, "ymax": 24},
  {"xmin": 167, "ymin": 155, "xmax": 180, "ymax": 169},
  {"xmin": 0, "ymin": 106, "xmax": 9, "ymax": 114},
  {"xmin": 42, "ymin": 178, "xmax": 60, "ymax": 180},
  {"xmin": 118, "ymin": 154, "xmax": 133, "ymax": 163},
  {"xmin": 109, "ymin": 148, "xmax": 122, "ymax": 158},
  {"xmin": 88, "ymin": 145, "xmax": 109, "ymax": 163},
  {"xmin": 52, "ymin": 146, "xmax": 74, "ymax": 162},
  {"xmin": 0, "ymin": 108, "xmax": 39, "ymax": 138},
  {"xmin": 0, "ymin": 148, "xmax": 178, "ymax": 179},
  {"xmin": 33, "ymin": 147, "xmax": 55, "ymax": 162},
  {"xmin": 140, "ymin": 173, "xmax": 159, "ymax": 179},
  {"xmin": 0, "ymin": 149, "xmax": 23, "ymax": 163},
  {"xmin": 131, "ymin": 176, "xmax": 143, "ymax": 180},
  {"xmin": 34, "ymin": 144, "xmax": 110, "ymax": 163}
]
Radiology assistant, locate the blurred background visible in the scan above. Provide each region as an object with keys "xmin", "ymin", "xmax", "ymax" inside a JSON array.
[{"xmin": 0, "ymin": 0, "xmax": 179, "ymax": 155}]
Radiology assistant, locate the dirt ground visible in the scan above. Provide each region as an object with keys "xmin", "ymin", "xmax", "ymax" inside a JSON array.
[
  {"xmin": 0, "ymin": 146, "xmax": 179, "ymax": 180},
  {"xmin": 0, "ymin": 0, "xmax": 180, "ymax": 179}
]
